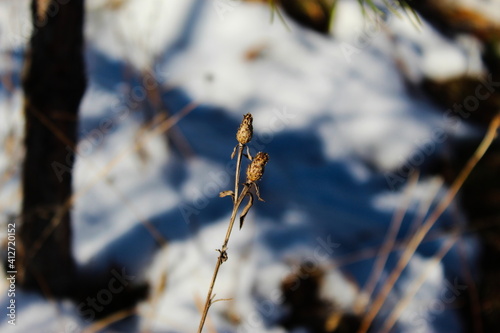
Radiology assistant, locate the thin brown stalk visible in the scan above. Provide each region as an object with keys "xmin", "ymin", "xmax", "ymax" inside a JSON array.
[
  {"xmin": 199, "ymin": 114, "xmax": 267, "ymax": 332},
  {"xmin": 380, "ymin": 232, "xmax": 459, "ymax": 333},
  {"xmin": 327, "ymin": 216, "xmax": 498, "ymax": 272},
  {"xmin": 234, "ymin": 144, "xmax": 244, "ymax": 202},
  {"xmin": 358, "ymin": 114, "xmax": 500, "ymax": 333},
  {"xmin": 353, "ymin": 170, "xmax": 419, "ymax": 315},
  {"xmin": 82, "ymin": 307, "xmax": 137, "ymax": 333},
  {"xmin": 197, "ymin": 143, "xmax": 250, "ymax": 332},
  {"xmin": 406, "ymin": 177, "xmax": 444, "ymax": 236}
]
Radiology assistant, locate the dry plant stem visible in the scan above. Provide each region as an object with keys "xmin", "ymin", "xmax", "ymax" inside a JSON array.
[
  {"xmin": 358, "ymin": 114, "xmax": 500, "ymax": 333},
  {"xmin": 380, "ymin": 232, "xmax": 459, "ymax": 333},
  {"xmin": 406, "ymin": 177, "xmax": 444, "ymax": 236},
  {"xmin": 82, "ymin": 307, "xmax": 137, "ymax": 333},
  {"xmin": 328, "ymin": 216, "xmax": 496, "ymax": 274},
  {"xmin": 234, "ymin": 144, "xmax": 244, "ymax": 202},
  {"xmin": 353, "ymin": 171, "xmax": 419, "ymax": 314},
  {"xmin": 329, "ymin": 217, "xmax": 496, "ymax": 272},
  {"xmin": 222, "ymin": 186, "xmax": 251, "ymax": 254},
  {"xmin": 198, "ymin": 186, "xmax": 250, "ymax": 332},
  {"xmin": 198, "ymin": 144, "xmax": 249, "ymax": 333}
]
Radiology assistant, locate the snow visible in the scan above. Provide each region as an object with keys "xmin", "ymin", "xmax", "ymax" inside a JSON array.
[
  {"xmin": 388, "ymin": 18, "xmax": 485, "ymax": 80},
  {"xmin": 0, "ymin": 0, "xmax": 485, "ymax": 332},
  {"xmin": 0, "ymin": 290, "xmax": 85, "ymax": 333}
]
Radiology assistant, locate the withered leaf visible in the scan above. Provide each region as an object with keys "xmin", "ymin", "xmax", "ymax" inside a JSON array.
[
  {"xmin": 219, "ymin": 190, "xmax": 235, "ymax": 199},
  {"xmin": 231, "ymin": 145, "xmax": 237, "ymax": 159},
  {"xmin": 239, "ymin": 192, "xmax": 254, "ymax": 229}
]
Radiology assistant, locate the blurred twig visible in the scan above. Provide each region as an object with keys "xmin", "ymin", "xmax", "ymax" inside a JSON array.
[
  {"xmin": 358, "ymin": 114, "xmax": 500, "ymax": 333},
  {"xmin": 380, "ymin": 231, "xmax": 460, "ymax": 333},
  {"xmin": 353, "ymin": 171, "xmax": 419, "ymax": 315}
]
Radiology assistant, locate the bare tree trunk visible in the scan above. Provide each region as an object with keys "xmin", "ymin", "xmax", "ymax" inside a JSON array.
[{"xmin": 18, "ymin": 0, "xmax": 86, "ymax": 297}]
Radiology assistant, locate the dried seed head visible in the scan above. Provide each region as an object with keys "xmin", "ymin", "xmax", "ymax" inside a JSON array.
[
  {"xmin": 246, "ymin": 152, "xmax": 269, "ymax": 183},
  {"xmin": 236, "ymin": 113, "xmax": 253, "ymax": 145}
]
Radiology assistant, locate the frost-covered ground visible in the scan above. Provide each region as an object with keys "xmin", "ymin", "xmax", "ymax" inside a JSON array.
[{"xmin": 0, "ymin": 0, "xmax": 490, "ymax": 332}]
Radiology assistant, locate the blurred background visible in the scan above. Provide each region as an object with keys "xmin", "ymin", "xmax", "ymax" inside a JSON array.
[{"xmin": 0, "ymin": 0, "xmax": 500, "ymax": 332}]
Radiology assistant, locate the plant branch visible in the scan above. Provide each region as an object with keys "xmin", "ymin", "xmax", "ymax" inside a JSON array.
[{"xmin": 198, "ymin": 145, "xmax": 250, "ymax": 333}]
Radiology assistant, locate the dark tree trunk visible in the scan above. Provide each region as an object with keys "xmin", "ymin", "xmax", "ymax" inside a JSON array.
[{"xmin": 18, "ymin": 0, "xmax": 86, "ymax": 297}]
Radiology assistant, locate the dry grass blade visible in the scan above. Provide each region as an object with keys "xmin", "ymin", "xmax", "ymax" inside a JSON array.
[
  {"xmin": 353, "ymin": 171, "xmax": 419, "ymax": 315},
  {"xmin": 358, "ymin": 114, "xmax": 500, "ymax": 333},
  {"xmin": 380, "ymin": 232, "xmax": 459, "ymax": 333},
  {"xmin": 82, "ymin": 307, "xmax": 137, "ymax": 333},
  {"xmin": 406, "ymin": 177, "xmax": 444, "ymax": 236},
  {"xmin": 328, "ymin": 216, "xmax": 500, "ymax": 272}
]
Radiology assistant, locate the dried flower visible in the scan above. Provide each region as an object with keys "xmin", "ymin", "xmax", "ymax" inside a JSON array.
[
  {"xmin": 199, "ymin": 114, "xmax": 269, "ymax": 332},
  {"xmin": 246, "ymin": 152, "xmax": 269, "ymax": 183},
  {"xmin": 236, "ymin": 113, "xmax": 253, "ymax": 145}
]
